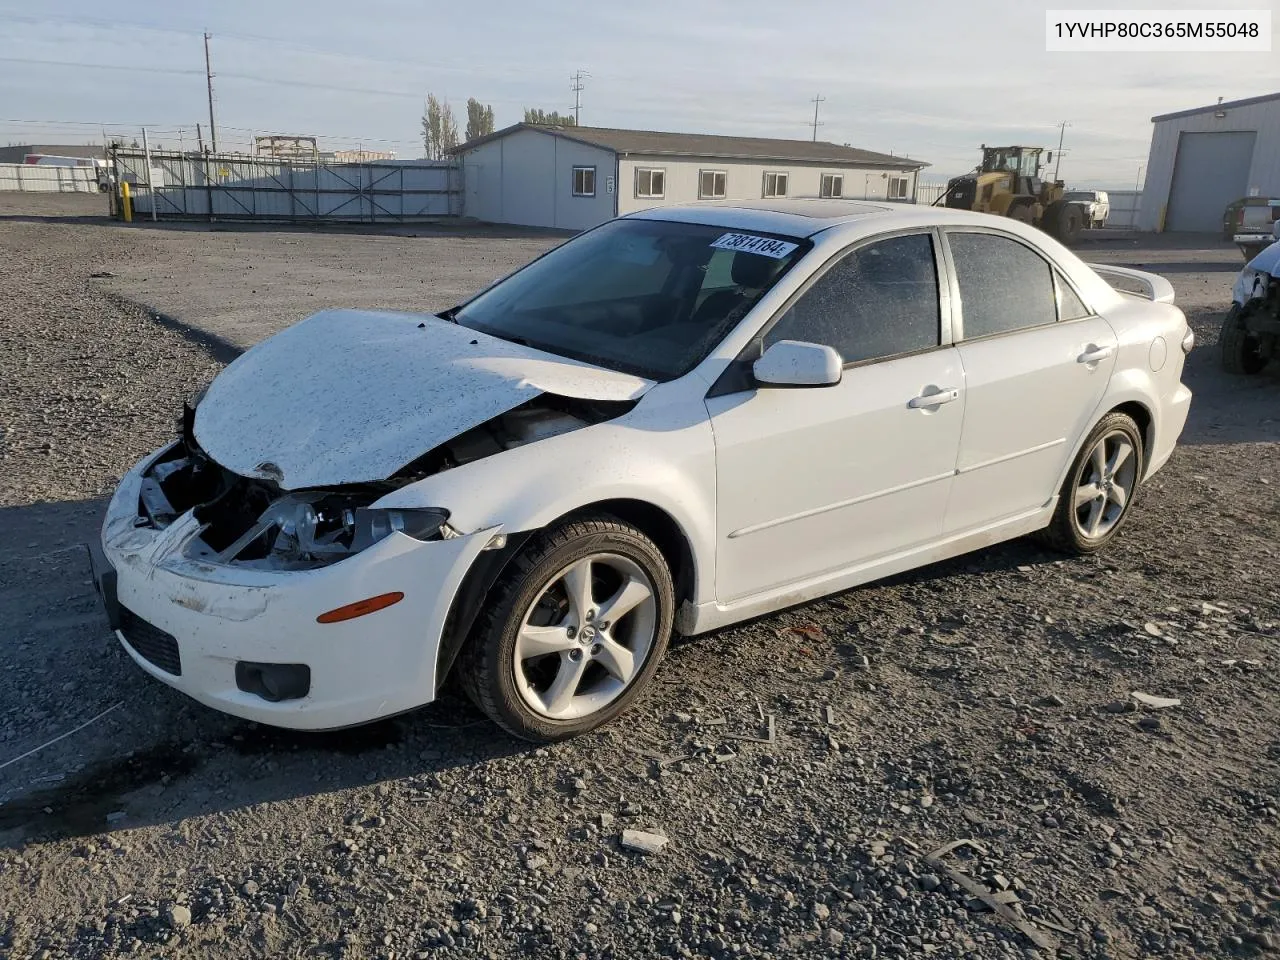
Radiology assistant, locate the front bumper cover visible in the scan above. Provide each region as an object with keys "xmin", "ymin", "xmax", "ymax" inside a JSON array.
[{"xmin": 98, "ymin": 448, "xmax": 497, "ymax": 730}]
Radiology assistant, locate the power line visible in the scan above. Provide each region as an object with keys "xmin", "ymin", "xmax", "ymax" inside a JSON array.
[{"xmin": 0, "ymin": 56, "xmax": 201, "ymax": 76}]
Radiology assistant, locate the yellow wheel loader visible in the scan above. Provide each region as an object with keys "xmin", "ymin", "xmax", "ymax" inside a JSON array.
[{"xmin": 940, "ymin": 146, "xmax": 1084, "ymax": 245}]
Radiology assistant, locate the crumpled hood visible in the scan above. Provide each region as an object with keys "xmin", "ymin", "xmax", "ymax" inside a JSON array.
[{"xmin": 194, "ymin": 309, "xmax": 652, "ymax": 489}]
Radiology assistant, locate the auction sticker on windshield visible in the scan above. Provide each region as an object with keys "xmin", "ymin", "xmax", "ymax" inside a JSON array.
[{"xmin": 710, "ymin": 233, "xmax": 799, "ymax": 258}]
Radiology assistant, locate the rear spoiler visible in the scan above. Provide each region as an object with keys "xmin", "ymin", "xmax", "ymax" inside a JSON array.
[{"xmin": 1088, "ymin": 263, "xmax": 1176, "ymax": 305}]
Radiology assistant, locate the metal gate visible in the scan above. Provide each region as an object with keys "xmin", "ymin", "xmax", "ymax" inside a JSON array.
[{"xmin": 112, "ymin": 148, "xmax": 462, "ymax": 222}]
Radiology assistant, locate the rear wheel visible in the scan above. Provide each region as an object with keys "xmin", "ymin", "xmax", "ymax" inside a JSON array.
[
  {"xmin": 458, "ymin": 515, "xmax": 674, "ymax": 742},
  {"xmin": 1221, "ymin": 304, "xmax": 1268, "ymax": 375},
  {"xmin": 1038, "ymin": 413, "xmax": 1144, "ymax": 555}
]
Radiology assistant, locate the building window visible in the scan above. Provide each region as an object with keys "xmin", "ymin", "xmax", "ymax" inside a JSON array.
[
  {"xmin": 572, "ymin": 166, "xmax": 596, "ymax": 197},
  {"xmin": 762, "ymin": 171, "xmax": 788, "ymax": 198},
  {"xmin": 819, "ymin": 173, "xmax": 844, "ymax": 198},
  {"xmin": 635, "ymin": 167, "xmax": 665, "ymax": 198},
  {"xmin": 699, "ymin": 169, "xmax": 727, "ymax": 199},
  {"xmin": 888, "ymin": 176, "xmax": 910, "ymax": 200}
]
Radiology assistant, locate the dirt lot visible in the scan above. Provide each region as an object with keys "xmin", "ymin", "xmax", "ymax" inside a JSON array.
[{"xmin": 2, "ymin": 193, "xmax": 1277, "ymax": 960}]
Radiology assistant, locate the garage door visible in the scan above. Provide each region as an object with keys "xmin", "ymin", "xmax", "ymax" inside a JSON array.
[{"xmin": 1165, "ymin": 130, "xmax": 1256, "ymax": 232}]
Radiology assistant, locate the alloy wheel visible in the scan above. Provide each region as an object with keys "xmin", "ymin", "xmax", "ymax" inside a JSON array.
[
  {"xmin": 512, "ymin": 552, "xmax": 658, "ymax": 721},
  {"xmin": 1072, "ymin": 430, "xmax": 1138, "ymax": 540}
]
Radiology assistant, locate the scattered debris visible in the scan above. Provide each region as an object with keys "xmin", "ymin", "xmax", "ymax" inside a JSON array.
[
  {"xmin": 0, "ymin": 702, "xmax": 124, "ymax": 772},
  {"xmin": 924, "ymin": 839, "xmax": 1061, "ymax": 952},
  {"xmin": 619, "ymin": 830, "xmax": 668, "ymax": 855},
  {"xmin": 1131, "ymin": 692, "xmax": 1181, "ymax": 709}
]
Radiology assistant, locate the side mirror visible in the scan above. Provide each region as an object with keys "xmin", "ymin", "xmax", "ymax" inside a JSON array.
[
  {"xmin": 752, "ymin": 340, "xmax": 843, "ymax": 388},
  {"xmin": 1273, "ymin": 219, "xmax": 1280, "ymax": 240}
]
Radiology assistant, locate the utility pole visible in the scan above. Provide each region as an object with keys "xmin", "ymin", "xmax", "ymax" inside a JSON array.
[
  {"xmin": 1053, "ymin": 120, "xmax": 1070, "ymax": 181},
  {"xmin": 570, "ymin": 69, "xmax": 590, "ymax": 125},
  {"xmin": 810, "ymin": 94, "xmax": 826, "ymax": 142},
  {"xmin": 204, "ymin": 32, "xmax": 218, "ymax": 153}
]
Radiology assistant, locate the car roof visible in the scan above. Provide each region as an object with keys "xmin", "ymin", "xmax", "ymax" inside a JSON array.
[
  {"xmin": 625, "ymin": 199, "xmax": 1054, "ymax": 240},
  {"xmin": 625, "ymin": 199, "xmax": 893, "ymax": 237}
]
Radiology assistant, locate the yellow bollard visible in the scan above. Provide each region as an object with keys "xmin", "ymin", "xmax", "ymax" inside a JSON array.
[{"xmin": 121, "ymin": 181, "xmax": 133, "ymax": 222}]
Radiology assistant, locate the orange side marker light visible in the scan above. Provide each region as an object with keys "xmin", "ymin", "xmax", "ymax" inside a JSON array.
[{"xmin": 316, "ymin": 591, "xmax": 404, "ymax": 624}]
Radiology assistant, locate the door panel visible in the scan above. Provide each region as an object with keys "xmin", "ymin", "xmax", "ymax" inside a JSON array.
[
  {"xmin": 708, "ymin": 350, "xmax": 964, "ymax": 602},
  {"xmin": 946, "ymin": 317, "xmax": 1116, "ymax": 533}
]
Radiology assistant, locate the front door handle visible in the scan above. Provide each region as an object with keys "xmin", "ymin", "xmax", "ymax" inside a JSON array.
[
  {"xmin": 908, "ymin": 386, "xmax": 960, "ymax": 409},
  {"xmin": 1077, "ymin": 343, "xmax": 1116, "ymax": 364}
]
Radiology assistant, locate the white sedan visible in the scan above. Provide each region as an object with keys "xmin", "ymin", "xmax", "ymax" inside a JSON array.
[{"xmin": 95, "ymin": 201, "xmax": 1193, "ymax": 741}]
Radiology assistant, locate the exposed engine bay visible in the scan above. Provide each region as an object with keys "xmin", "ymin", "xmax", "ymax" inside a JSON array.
[{"xmin": 139, "ymin": 394, "xmax": 629, "ymax": 569}]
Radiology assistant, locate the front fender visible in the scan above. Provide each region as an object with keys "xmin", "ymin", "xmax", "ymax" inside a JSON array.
[{"xmin": 373, "ymin": 400, "xmax": 719, "ymax": 606}]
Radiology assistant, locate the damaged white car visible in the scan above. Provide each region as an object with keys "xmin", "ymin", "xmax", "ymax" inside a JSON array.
[
  {"xmin": 1222, "ymin": 228, "xmax": 1280, "ymax": 375},
  {"xmin": 95, "ymin": 201, "xmax": 1193, "ymax": 741}
]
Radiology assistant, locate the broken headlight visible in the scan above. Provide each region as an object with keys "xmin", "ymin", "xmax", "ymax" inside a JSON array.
[{"xmin": 208, "ymin": 494, "xmax": 452, "ymax": 568}]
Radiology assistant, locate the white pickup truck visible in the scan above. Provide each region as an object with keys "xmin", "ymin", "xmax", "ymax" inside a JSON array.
[{"xmin": 1064, "ymin": 190, "xmax": 1110, "ymax": 229}]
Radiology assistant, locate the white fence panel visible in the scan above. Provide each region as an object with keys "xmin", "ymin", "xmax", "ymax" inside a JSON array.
[
  {"xmin": 1097, "ymin": 189, "xmax": 1141, "ymax": 229},
  {"xmin": 115, "ymin": 150, "xmax": 462, "ymax": 222},
  {"xmin": 0, "ymin": 163, "xmax": 99, "ymax": 193},
  {"xmin": 914, "ymin": 181, "xmax": 948, "ymax": 205}
]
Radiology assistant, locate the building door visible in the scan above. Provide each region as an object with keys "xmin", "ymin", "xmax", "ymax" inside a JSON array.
[{"xmin": 1165, "ymin": 131, "xmax": 1256, "ymax": 232}]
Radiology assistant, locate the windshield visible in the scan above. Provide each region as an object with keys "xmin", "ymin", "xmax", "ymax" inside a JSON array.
[
  {"xmin": 454, "ymin": 218, "xmax": 807, "ymax": 380},
  {"xmin": 1065, "ymin": 191, "xmax": 1093, "ymax": 201}
]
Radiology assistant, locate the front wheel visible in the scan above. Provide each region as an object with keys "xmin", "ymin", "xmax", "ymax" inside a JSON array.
[
  {"xmin": 458, "ymin": 515, "xmax": 674, "ymax": 742},
  {"xmin": 1221, "ymin": 304, "xmax": 1268, "ymax": 375},
  {"xmin": 1038, "ymin": 413, "xmax": 1144, "ymax": 555}
]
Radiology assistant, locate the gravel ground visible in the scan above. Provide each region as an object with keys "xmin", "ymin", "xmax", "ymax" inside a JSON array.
[{"xmin": 2, "ymin": 193, "xmax": 1278, "ymax": 960}]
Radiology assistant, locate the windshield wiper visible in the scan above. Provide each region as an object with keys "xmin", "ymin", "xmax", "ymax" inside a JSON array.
[{"xmin": 435, "ymin": 306, "xmax": 460, "ymax": 323}]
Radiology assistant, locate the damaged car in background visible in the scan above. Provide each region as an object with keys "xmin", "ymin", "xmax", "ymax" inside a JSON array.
[
  {"xmin": 95, "ymin": 200, "xmax": 1192, "ymax": 742},
  {"xmin": 1221, "ymin": 224, "xmax": 1280, "ymax": 375}
]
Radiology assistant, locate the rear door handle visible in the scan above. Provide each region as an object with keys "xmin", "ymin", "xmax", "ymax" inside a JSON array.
[
  {"xmin": 1077, "ymin": 344, "xmax": 1116, "ymax": 364},
  {"xmin": 908, "ymin": 387, "xmax": 960, "ymax": 409}
]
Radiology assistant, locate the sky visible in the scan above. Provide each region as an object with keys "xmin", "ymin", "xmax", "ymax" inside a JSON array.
[{"xmin": 1, "ymin": 0, "xmax": 1277, "ymax": 188}]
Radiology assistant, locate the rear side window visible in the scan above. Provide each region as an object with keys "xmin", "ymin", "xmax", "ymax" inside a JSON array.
[
  {"xmin": 764, "ymin": 233, "xmax": 941, "ymax": 364},
  {"xmin": 1055, "ymin": 271, "xmax": 1092, "ymax": 320},
  {"xmin": 949, "ymin": 232, "xmax": 1057, "ymax": 339}
]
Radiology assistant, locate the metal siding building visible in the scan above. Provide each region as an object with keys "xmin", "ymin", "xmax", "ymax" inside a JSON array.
[
  {"xmin": 455, "ymin": 124, "xmax": 927, "ymax": 230},
  {"xmin": 1138, "ymin": 92, "xmax": 1280, "ymax": 232}
]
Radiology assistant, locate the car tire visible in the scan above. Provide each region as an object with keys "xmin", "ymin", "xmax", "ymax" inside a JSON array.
[
  {"xmin": 1038, "ymin": 412, "xmax": 1144, "ymax": 555},
  {"xmin": 1041, "ymin": 200, "xmax": 1083, "ymax": 244},
  {"xmin": 1221, "ymin": 305, "xmax": 1268, "ymax": 375},
  {"xmin": 457, "ymin": 514, "xmax": 674, "ymax": 742}
]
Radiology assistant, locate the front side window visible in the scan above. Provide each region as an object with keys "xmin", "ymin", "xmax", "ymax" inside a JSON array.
[
  {"xmin": 699, "ymin": 170, "xmax": 727, "ymax": 199},
  {"xmin": 764, "ymin": 233, "xmax": 940, "ymax": 364},
  {"xmin": 455, "ymin": 218, "xmax": 806, "ymax": 380},
  {"xmin": 888, "ymin": 176, "xmax": 910, "ymax": 200},
  {"xmin": 572, "ymin": 166, "xmax": 596, "ymax": 197},
  {"xmin": 948, "ymin": 231, "xmax": 1057, "ymax": 339},
  {"xmin": 635, "ymin": 168, "xmax": 665, "ymax": 198},
  {"xmin": 763, "ymin": 171, "xmax": 788, "ymax": 198},
  {"xmin": 820, "ymin": 173, "xmax": 843, "ymax": 198}
]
